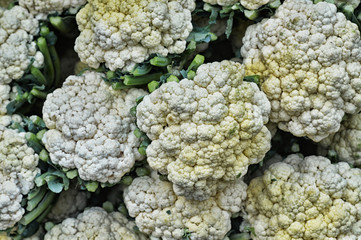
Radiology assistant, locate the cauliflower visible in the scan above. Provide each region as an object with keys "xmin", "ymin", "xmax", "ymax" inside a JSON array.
[
  {"xmin": 19, "ymin": 0, "xmax": 86, "ymax": 19},
  {"xmin": 42, "ymin": 71, "xmax": 147, "ymax": 183},
  {"xmin": 0, "ymin": 6, "xmax": 43, "ymax": 85},
  {"xmin": 123, "ymin": 172, "xmax": 247, "ymax": 240},
  {"xmin": 241, "ymin": 0, "xmax": 361, "ymax": 142},
  {"xmin": 202, "ymin": 0, "xmax": 272, "ymax": 9},
  {"xmin": 137, "ymin": 60, "xmax": 271, "ymax": 200},
  {"xmin": 47, "ymin": 184, "xmax": 89, "ymax": 223},
  {"xmin": 246, "ymin": 154, "xmax": 361, "ymax": 239},
  {"xmin": 74, "ymin": 0, "xmax": 195, "ymax": 72},
  {"xmin": 44, "ymin": 207, "xmax": 146, "ymax": 240},
  {"xmin": 0, "ymin": 115, "xmax": 40, "ymax": 230},
  {"xmin": 319, "ymin": 113, "xmax": 361, "ymax": 167}
]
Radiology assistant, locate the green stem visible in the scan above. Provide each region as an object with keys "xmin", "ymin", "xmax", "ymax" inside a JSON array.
[
  {"xmin": 37, "ymin": 37, "xmax": 54, "ymax": 87},
  {"xmin": 27, "ymin": 188, "xmax": 42, "ymax": 201},
  {"xmin": 112, "ymin": 82, "xmax": 133, "ymax": 90},
  {"xmin": 132, "ymin": 64, "xmax": 152, "ymax": 76},
  {"xmin": 30, "ymin": 88, "xmax": 48, "ymax": 99},
  {"xmin": 150, "ymin": 56, "xmax": 171, "ymax": 67},
  {"xmin": 26, "ymin": 187, "xmax": 47, "ymax": 211},
  {"xmin": 19, "ymin": 192, "xmax": 56, "ymax": 225},
  {"xmin": 49, "ymin": 16, "xmax": 74, "ymax": 34},
  {"xmin": 25, "ymin": 132, "xmax": 43, "ymax": 154},
  {"xmin": 124, "ymin": 72, "xmax": 163, "ymax": 86},
  {"xmin": 49, "ymin": 45, "xmax": 61, "ymax": 88},
  {"xmin": 187, "ymin": 54, "xmax": 205, "ymax": 72},
  {"xmin": 36, "ymin": 204, "xmax": 53, "ymax": 223},
  {"xmin": 30, "ymin": 66, "xmax": 47, "ymax": 86}
]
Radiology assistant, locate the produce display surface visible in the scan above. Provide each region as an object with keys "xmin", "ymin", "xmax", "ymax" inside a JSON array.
[{"xmin": 0, "ymin": 0, "xmax": 361, "ymax": 239}]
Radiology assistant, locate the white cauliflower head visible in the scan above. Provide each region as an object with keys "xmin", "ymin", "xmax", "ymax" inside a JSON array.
[
  {"xmin": 0, "ymin": 6, "xmax": 43, "ymax": 84},
  {"xmin": 0, "ymin": 115, "xmax": 40, "ymax": 230},
  {"xmin": 241, "ymin": 0, "xmax": 361, "ymax": 142},
  {"xmin": 136, "ymin": 60, "xmax": 271, "ymax": 200},
  {"xmin": 124, "ymin": 172, "xmax": 247, "ymax": 240},
  {"xmin": 19, "ymin": 0, "xmax": 86, "ymax": 19},
  {"xmin": 246, "ymin": 154, "xmax": 361, "ymax": 239},
  {"xmin": 42, "ymin": 71, "xmax": 147, "ymax": 183},
  {"xmin": 44, "ymin": 207, "xmax": 145, "ymax": 240},
  {"xmin": 74, "ymin": 0, "xmax": 195, "ymax": 72},
  {"xmin": 319, "ymin": 113, "xmax": 361, "ymax": 167}
]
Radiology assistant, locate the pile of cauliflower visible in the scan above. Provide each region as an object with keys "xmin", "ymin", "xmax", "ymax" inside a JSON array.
[{"xmin": 1, "ymin": 0, "xmax": 361, "ymax": 239}]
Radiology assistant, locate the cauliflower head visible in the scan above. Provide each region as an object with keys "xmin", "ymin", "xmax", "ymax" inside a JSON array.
[
  {"xmin": 42, "ymin": 71, "xmax": 147, "ymax": 183},
  {"xmin": 0, "ymin": 115, "xmax": 40, "ymax": 230},
  {"xmin": 136, "ymin": 60, "xmax": 271, "ymax": 200},
  {"xmin": 319, "ymin": 113, "xmax": 361, "ymax": 167},
  {"xmin": 246, "ymin": 154, "xmax": 361, "ymax": 239},
  {"xmin": 44, "ymin": 207, "xmax": 145, "ymax": 240},
  {"xmin": 241, "ymin": 0, "xmax": 361, "ymax": 142},
  {"xmin": 19, "ymin": 0, "xmax": 86, "ymax": 19},
  {"xmin": 74, "ymin": 0, "xmax": 195, "ymax": 72},
  {"xmin": 124, "ymin": 172, "xmax": 247, "ymax": 240},
  {"xmin": 0, "ymin": 6, "xmax": 44, "ymax": 85}
]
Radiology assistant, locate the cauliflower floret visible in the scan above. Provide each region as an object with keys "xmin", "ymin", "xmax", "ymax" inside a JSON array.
[
  {"xmin": 241, "ymin": 0, "xmax": 361, "ymax": 142},
  {"xmin": 42, "ymin": 71, "xmax": 147, "ymax": 184},
  {"xmin": 0, "ymin": 6, "xmax": 43, "ymax": 85},
  {"xmin": 137, "ymin": 60, "xmax": 271, "ymax": 200},
  {"xmin": 203, "ymin": 0, "xmax": 272, "ymax": 9},
  {"xmin": 246, "ymin": 154, "xmax": 361, "ymax": 239},
  {"xmin": 47, "ymin": 184, "xmax": 89, "ymax": 223},
  {"xmin": 319, "ymin": 113, "xmax": 361, "ymax": 167},
  {"xmin": 74, "ymin": 0, "xmax": 195, "ymax": 72},
  {"xmin": 19, "ymin": 0, "xmax": 86, "ymax": 19},
  {"xmin": 44, "ymin": 207, "xmax": 146, "ymax": 240},
  {"xmin": 0, "ymin": 115, "xmax": 40, "ymax": 230},
  {"xmin": 124, "ymin": 172, "xmax": 247, "ymax": 240}
]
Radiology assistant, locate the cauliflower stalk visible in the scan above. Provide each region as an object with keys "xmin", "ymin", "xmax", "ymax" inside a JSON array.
[
  {"xmin": 74, "ymin": 0, "xmax": 196, "ymax": 72},
  {"xmin": 137, "ymin": 60, "xmax": 271, "ymax": 200},
  {"xmin": 42, "ymin": 71, "xmax": 147, "ymax": 183},
  {"xmin": 246, "ymin": 154, "xmax": 361, "ymax": 239},
  {"xmin": 124, "ymin": 172, "xmax": 247, "ymax": 240},
  {"xmin": 0, "ymin": 115, "xmax": 40, "ymax": 230},
  {"xmin": 44, "ymin": 207, "xmax": 146, "ymax": 240},
  {"xmin": 319, "ymin": 113, "xmax": 361, "ymax": 167},
  {"xmin": 203, "ymin": 0, "xmax": 273, "ymax": 10},
  {"xmin": 241, "ymin": 0, "xmax": 361, "ymax": 142}
]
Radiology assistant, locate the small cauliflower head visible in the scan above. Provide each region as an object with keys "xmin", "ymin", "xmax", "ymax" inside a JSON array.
[
  {"xmin": 246, "ymin": 154, "xmax": 361, "ymax": 239},
  {"xmin": 137, "ymin": 60, "xmax": 271, "ymax": 200},
  {"xmin": 241, "ymin": 0, "xmax": 361, "ymax": 142},
  {"xmin": 19, "ymin": 0, "xmax": 86, "ymax": 19},
  {"xmin": 0, "ymin": 6, "xmax": 43, "ymax": 85},
  {"xmin": 42, "ymin": 71, "xmax": 147, "ymax": 183},
  {"xmin": 202, "ymin": 0, "xmax": 272, "ymax": 9},
  {"xmin": 124, "ymin": 172, "xmax": 247, "ymax": 240},
  {"xmin": 74, "ymin": 0, "xmax": 195, "ymax": 72},
  {"xmin": 319, "ymin": 113, "xmax": 361, "ymax": 167},
  {"xmin": 44, "ymin": 207, "xmax": 145, "ymax": 240},
  {"xmin": 0, "ymin": 115, "xmax": 40, "ymax": 230}
]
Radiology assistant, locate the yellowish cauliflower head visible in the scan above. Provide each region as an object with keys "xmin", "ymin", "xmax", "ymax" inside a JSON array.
[
  {"xmin": 42, "ymin": 71, "xmax": 147, "ymax": 183},
  {"xmin": 124, "ymin": 172, "xmax": 247, "ymax": 240},
  {"xmin": 19, "ymin": 0, "xmax": 86, "ymax": 19},
  {"xmin": 241, "ymin": 0, "xmax": 361, "ymax": 142},
  {"xmin": 0, "ymin": 115, "xmax": 40, "ymax": 230},
  {"xmin": 44, "ymin": 207, "xmax": 145, "ymax": 240},
  {"xmin": 74, "ymin": 0, "xmax": 195, "ymax": 72},
  {"xmin": 0, "ymin": 6, "xmax": 43, "ymax": 84},
  {"xmin": 246, "ymin": 154, "xmax": 361, "ymax": 239},
  {"xmin": 137, "ymin": 60, "xmax": 271, "ymax": 200},
  {"xmin": 319, "ymin": 113, "xmax": 361, "ymax": 167}
]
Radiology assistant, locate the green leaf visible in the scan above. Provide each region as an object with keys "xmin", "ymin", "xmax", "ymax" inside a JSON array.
[{"xmin": 48, "ymin": 180, "xmax": 64, "ymax": 193}]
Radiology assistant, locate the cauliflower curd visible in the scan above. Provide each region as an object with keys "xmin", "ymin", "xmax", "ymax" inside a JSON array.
[
  {"xmin": 42, "ymin": 71, "xmax": 147, "ymax": 183},
  {"xmin": 241, "ymin": 0, "xmax": 361, "ymax": 142},
  {"xmin": 137, "ymin": 60, "xmax": 271, "ymax": 200},
  {"xmin": 75, "ymin": 0, "xmax": 195, "ymax": 72},
  {"xmin": 246, "ymin": 154, "xmax": 361, "ymax": 239}
]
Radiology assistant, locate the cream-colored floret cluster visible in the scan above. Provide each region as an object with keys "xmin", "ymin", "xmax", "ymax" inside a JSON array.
[
  {"xmin": 124, "ymin": 172, "xmax": 247, "ymax": 240},
  {"xmin": 0, "ymin": 6, "xmax": 43, "ymax": 84},
  {"xmin": 44, "ymin": 207, "xmax": 145, "ymax": 240},
  {"xmin": 137, "ymin": 60, "xmax": 271, "ymax": 200},
  {"xmin": 202, "ymin": 0, "xmax": 272, "ymax": 9},
  {"xmin": 74, "ymin": 0, "xmax": 195, "ymax": 72},
  {"xmin": 0, "ymin": 115, "xmax": 40, "ymax": 230},
  {"xmin": 246, "ymin": 154, "xmax": 361, "ymax": 239},
  {"xmin": 19, "ymin": 0, "xmax": 86, "ymax": 19},
  {"xmin": 241, "ymin": 0, "xmax": 361, "ymax": 142},
  {"xmin": 42, "ymin": 71, "xmax": 147, "ymax": 183},
  {"xmin": 319, "ymin": 113, "xmax": 361, "ymax": 167}
]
